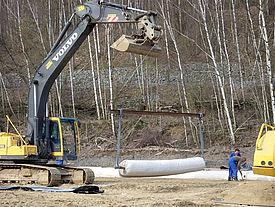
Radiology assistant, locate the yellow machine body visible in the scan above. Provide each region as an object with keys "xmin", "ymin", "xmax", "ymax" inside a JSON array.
[
  {"xmin": 0, "ymin": 116, "xmax": 80, "ymax": 162},
  {"xmin": 0, "ymin": 132, "xmax": 38, "ymax": 159},
  {"xmin": 0, "ymin": 118, "xmax": 93, "ymax": 186},
  {"xmin": 253, "ymin": 124, "xmax": 275, "ymax": 177}
]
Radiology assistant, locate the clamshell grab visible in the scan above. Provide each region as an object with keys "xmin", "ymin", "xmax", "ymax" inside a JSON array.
[{"xmin": 111, "ymin": 35, "xmax": 162, "ymax": 58}]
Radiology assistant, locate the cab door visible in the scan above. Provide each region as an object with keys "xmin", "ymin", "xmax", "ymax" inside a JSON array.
[
  {"xmin": 49, "ymin": 118, "xmax": 63, "ymax": 157},
  {"xmin": 59, "ymin": 118, "xmax": 78, "ymax": 160}
]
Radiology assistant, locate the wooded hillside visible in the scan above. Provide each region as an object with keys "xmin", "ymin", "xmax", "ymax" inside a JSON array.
[{"xmin": 1, "ymin": 0, "xmax": 275, "ymax": 149}]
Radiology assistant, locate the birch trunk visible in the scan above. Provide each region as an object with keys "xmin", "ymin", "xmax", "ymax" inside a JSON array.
[
  {"xmin": 96, "ymin": 25, "xmax": 101, "ymax": 55},
  {"xmin": 0, "ymin": 71, "xmax": 17, "ymax": 119},
  {"xmin": 140, "ymin": 55, "xmax": 145, "ymax": 101},
  {"xmin": 177, "ymin": 78, "xmax": 188, "ymax": 146},
  {"xmin": 161, "ymin": 0, "xmax": 197, "ymax": 146},
  {"xmin": 219, "ymin": 0, "xmax": 237, "ymax": 129},
  {"xmin": 26, "ymin": 0, "xmax": 47, "ymax": 55},
  {"xmin": 48, "ymin": 0, "xmax": 52, "ymax": 48},
  {"xmin": 106, "ymin": 25, "xmax": 116, "ymax": 136},
  {"xmin": 145, "ymin": 64, "xmax": 151, "ymax": 110},
  {"xmin": 259, "ymin": 0, "xmax": 275, "ymax": 126},
  {"xmin": 6, "ymin": 0, "xmax": 14, "ymax": 48},
  {"xmin": 68, "ymin": 60, "xmax": 76, "ymax": 118},
  {"xmin": 134, "ymin": 55, "xmax": 143, "ymax": 96},
  {"xmin": 0, "ymin": 1, "xmax": 1, "ymax": 37},
  {"xmin": 88, "ymin": 34, "xmax": 100, "ymax": 120},
  {"xmin": 93, "ymin": 29, "xmax": 105, "ymax": 119},
  {"xmin": 17, "ymin": 0, "xmax": 31, "ymax": 84},
  {"xmin": 198, "ymin": 10, "xmax": 225, "ymax": 133},
  {"xmin": 54, "ymin": 80, "xmax": 63, "ymax": 117},
  {"xmin": 210, "ymin": 74, "xmax": 224, "ymax": 131},
  {"xmin": 0, "ymin": 80, "xmax": 5, "ymax": 118},
  {"xmin": 163, "ymin": 20, "xmax": 171, "ymax": 81},
  {"xmin": 274, "ymin": 16, "xmax": 275, "ymax": 47},
  {"xmin": 178, "ymin": 0, "xmax": 182, "ymax": 33},
  {"xmin": 246, "ymin": 0, "xmax": 268, "ymax": 123},
  {"xmin": 199, "ymin": 0, "xmax": 235, "ymax": 144},
  {"xmin": 155, "ymin": 59, "xmax": 159, "ymax": 111},
  {"xmin": 231, "ymin": 0, "xmax": 245, "ymax": 103}
]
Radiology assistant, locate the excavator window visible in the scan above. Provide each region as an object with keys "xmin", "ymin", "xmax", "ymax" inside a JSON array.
[
  {"xmin": 50, "ymin": 121, "xmax": 60, "ymax": 144},
  {"xmin": 49, "ymin": 121, "xmax": 62, "ymax": 153},
  {"xmin": 60, "ymin": 119, "xmax": 76, "ymax": 155}
]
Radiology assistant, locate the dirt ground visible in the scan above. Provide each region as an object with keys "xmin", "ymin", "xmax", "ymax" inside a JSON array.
[
  {"xmin": 0, "ymin": 146, "xmax": 274, "ymax": 206},
  {"xmin": 0, "ymin": 177, "xmax": 274, "ymax": 207}
]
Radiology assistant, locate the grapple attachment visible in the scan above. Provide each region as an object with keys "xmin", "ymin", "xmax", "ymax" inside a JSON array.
[
  {"xmin": 111, "ymin": 13, "xmax": 162, "ymax": 58},
  {"xmin": 111, "ymin": 35, "xmax": 162, "ymax": 58}
]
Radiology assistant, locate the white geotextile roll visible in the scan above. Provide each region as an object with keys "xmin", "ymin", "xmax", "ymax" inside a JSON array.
[{"xmin": 119, "ymin": 157, "xmax": 205, "ymax": 177}]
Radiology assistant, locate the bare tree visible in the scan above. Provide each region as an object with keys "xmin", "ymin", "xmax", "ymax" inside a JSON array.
[
  {"xmin": 68, "ymin": 60, "xmax": 76, "ymax": 118},
  {"xmin": 231, "ymin": 0, "xmax": 245, "ymax": 103},
  {"xmin": 48, "ymin": 0, "xmax": 52, "ymax": 48},
  {"xmin": 0, "ymin": 77, "xmax": 5, "ymax": 119},
  {"xmin": 17, "ymin": 0, "xmax": 31, "ymax": 84},
  {"xmin": 96, "ymin": 25, "xmax": 101, "ymax": 55},
  {"xmin": 0, "ymin": 71, "xmax": 17, "ymax": 119},
  {"xmin": 134, "ymin": 55, "xmax": 143, "ymax": 97},
  {"xmin": 93, "ymin": 29, "xmax": 105, "ymax": 119},
  {"xmin": 140, "ymin": 55, "xmax": 145, "ymax": 101},
  {"xmin": 163, "ymin": 14, "xmax": 171, "ymax": 81},
  {"xmin": 219, "ymin": 0, "xmax": 237, "ymax": 129},
  {"xmin": 106, "ymin": 25, "xmax": 116, "ymax": 136},
  {"xmin": 88, "ymin": 34, "xmax": 100, "ymax": 120},
  {"xmin": 160, "ymin": 0, "xmax": 196, "ymax": 146},
  {"xmin": 259, "ymin": 0, "xmax": 275, "ymax": 125},
  {"xmin": 26, "ymin": 0, "xmax": 47, "ymax": 55},
  {"xmin": 246, "ymin": 0, "xmax": 269, "ymax": 124},
  {"xmin": 199, "ymin": 0, "xmax": 235, "ymax": 144}
]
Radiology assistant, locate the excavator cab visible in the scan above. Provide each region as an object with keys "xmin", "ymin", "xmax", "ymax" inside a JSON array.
[{"xmin": 48, "ymin": 117, "xmax": 80, "ymax": 162}]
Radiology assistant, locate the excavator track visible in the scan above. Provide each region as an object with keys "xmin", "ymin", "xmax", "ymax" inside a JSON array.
[
  {"xmin": 48, "ymin": 165, "xmax": 95, "ymax": 185},
  {"xmin": 0, "ymin": 163, "xmax": 94, "ymax": 186}
]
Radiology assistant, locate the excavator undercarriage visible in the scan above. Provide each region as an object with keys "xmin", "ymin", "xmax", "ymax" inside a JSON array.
[
  {"xmin": 0, "ymin": 163, "xmax": 94, "ymax": 186},
  {"xmin": 0, "ymin": 122, "xmax": 94, "ymax": 186}
]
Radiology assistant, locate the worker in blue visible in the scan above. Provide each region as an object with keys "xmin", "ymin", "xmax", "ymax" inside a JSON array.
[
  {"xmin": 229, "ymin": 148, "xmax": 241, "ymax": 177},
  {"xmin": 230, "ymin": 148, "xmax": 241, "ymax": 158},
  {"xmin": 228, "ymin": 156, "xmax": 246, "ymax": 181}
]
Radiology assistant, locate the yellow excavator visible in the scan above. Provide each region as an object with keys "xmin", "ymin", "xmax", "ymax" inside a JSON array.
[
  {"xmin": 0, "ymin": 0, "xmax": 162, "ymax": 186},
  {"xmin": 253, "ymin": 123, "xmax": 275, "ymax": 177}
]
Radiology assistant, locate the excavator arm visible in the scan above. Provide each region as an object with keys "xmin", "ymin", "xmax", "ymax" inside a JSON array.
[{"xmin": 25, "ymin": 0, "xmax": 162, "ymax": 158}]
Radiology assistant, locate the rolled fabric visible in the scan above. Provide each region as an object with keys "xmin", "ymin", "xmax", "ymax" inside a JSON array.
[{"xmin": 119, "ymin": 157, "xmax": 205, "ymax": 177}]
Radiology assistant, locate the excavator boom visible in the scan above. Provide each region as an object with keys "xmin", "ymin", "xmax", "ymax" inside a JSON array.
[{"xmin": 26, "ymin": 0, "xmax": 162, "ymax": 158}]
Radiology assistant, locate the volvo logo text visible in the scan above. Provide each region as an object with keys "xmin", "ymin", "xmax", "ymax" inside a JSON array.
[{"xmin": 52, "ymin": 33, "xmax": 78, "ymax": 62}]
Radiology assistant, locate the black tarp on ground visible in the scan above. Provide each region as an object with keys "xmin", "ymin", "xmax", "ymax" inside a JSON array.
[{"xmin": 0, "ymin": 185, "xmax": 104, "ymax": 194}]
